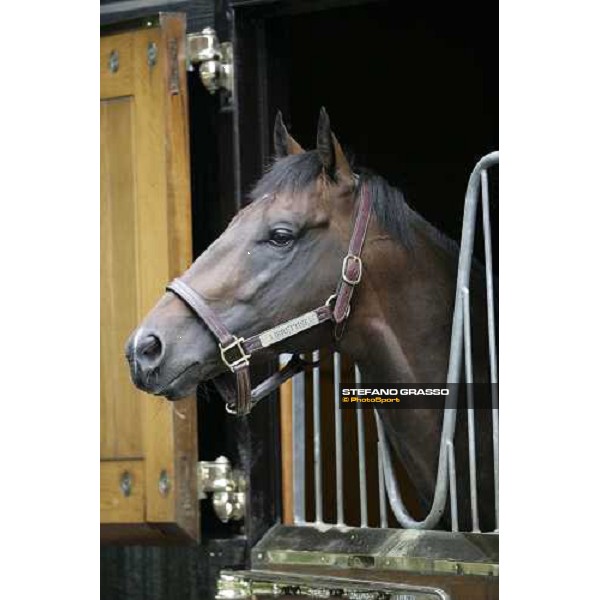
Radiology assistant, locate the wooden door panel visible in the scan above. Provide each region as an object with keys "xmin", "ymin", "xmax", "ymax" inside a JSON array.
[
  {"xmin": 100, "ymin": 14, "xmax": 198, "ymax": 543},
  {"xmin": 100, "ymin": 97, "xmax": 143, "ymax": 460}
]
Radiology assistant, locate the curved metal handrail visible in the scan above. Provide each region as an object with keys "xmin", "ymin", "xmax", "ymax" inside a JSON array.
[{"xmin": 378, "ymin": 151, "xmax": 499, "ymax": 530}]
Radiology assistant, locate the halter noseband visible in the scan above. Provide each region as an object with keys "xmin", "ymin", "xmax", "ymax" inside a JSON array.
[{"xmin": 166, "ymin": 181, "xmax": 373, "ymax": 416}]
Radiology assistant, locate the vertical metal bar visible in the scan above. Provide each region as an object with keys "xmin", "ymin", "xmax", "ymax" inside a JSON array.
[
  {"xmin": 378, "ymin": 441, "xmax": 388, "ymax": 528},
  {"xmin": 312, "ymin": 350, "xmax": 323, "ymax": 524},
  {"xmin": 292, "ymin": 358, "xmax": 306, "ymax": 524},
  {"xmin": 355, "ymin": 364, "xmax": 368, "ymax": 527},
  {"xmin": 448, "ymin": 152, "xmax": 498, "ymax": 384},
  {"xmin": 447, "ymin": 440, "xmax": 458, "ymax": 532},
  {"xmin": 462, "ymin": 287, "xmax": 480, "ymax": 532},
  {"xmin": 481, "ymin": 169, "xmax": 499, "ymax": 530},
  {"xmin": 333, "ymin": 352, "xmax": 344, "ymax": 525}
]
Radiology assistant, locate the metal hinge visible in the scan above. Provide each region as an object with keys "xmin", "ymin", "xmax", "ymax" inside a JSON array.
[
  {"xmin": 187, "ymin": 27, "xmax": 234, "ymax": 95},
  {"xmin": 198, "ymin": 456, "xmax": 246, "ymax": 523}
]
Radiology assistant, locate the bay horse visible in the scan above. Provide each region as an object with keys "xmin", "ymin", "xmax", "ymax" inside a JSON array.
[{"xmin": 126, "ymin": 109, "xmax": 495, "ymax": 531}]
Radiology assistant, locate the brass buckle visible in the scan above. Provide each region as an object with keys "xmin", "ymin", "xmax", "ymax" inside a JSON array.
[
  {"xmin": 219, "ymin": 337, "xmax": 250, "ymax": 371},
  {"xmin": 342, "ymin": 254, "xmax": 362, "ymax": 285}
]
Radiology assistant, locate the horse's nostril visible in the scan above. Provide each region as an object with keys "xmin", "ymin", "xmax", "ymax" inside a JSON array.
[
  {"xmin": 140, "ymin": 335, "xmax": 160, "ymax": 356},
  {"xmin": 136, "ymin": 333, "xmax": 164, "ymax": 367}
]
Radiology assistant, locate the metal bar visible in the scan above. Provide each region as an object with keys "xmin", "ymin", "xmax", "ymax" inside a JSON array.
[
  {"xmin": 377, "ymin": 440, "xmax": 388, "ymax": 528},
  {"xmin": 481, "ymin": 169, "xmax": 500, "ymax": 530},
  {"xmin": 312, "ymin": 350, "xmax": 323, "ymax": 524},
  {"xmin": 334, "ymin": 352, "xmax": 344, "ymax": 525},
  {"xmin": 447, "ymin": 440, "xmax": 458, "ymax": 532},
  {"xmin": 292, "ymin": 359, "xmax": 306, "ymax": 524},
  {"xmin": 462, "ymin": 287, "xmax": 480, "ymax": 532},
  {"xmin": 224, "ymin": 571, "xmax": 452, "ymax": 600},
  {"xmin": 447, "ymin": 151, "xmax": 499, "ymax": 384},
  {"xmin": 376, "ymin": 410, "xmax": 417, "ymax": 527},
  {"xmin": 376, "ymin": 152, "xmax": 499, "ymax": 530},
  {"xmin": 355, "ymin": 365, "xmax": 368, "ymax": 527}
]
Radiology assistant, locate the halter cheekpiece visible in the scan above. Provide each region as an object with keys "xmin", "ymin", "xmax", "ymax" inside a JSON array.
[{"xmin": 166, "ymin": 180, "xmax": 373, "ymax": 416}]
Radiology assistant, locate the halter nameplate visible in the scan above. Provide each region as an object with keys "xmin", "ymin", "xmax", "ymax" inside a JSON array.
[{"xmin": 258, "ymin": 311, "xmax": 320, "ymax": 348}]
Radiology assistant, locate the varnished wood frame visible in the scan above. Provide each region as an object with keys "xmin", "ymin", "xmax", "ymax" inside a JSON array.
[{"xmin": 100, "ymin": 13, "xmax": 198, "ymax": 543}]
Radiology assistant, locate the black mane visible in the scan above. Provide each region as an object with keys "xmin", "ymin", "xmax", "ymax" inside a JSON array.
[
  {"xmin": 250, "ymin": 150, "xmax": 415, "ymax": 246},
  {"xmin": 250, "ymin": 152, "xmax": 324, "ymax": 200}
]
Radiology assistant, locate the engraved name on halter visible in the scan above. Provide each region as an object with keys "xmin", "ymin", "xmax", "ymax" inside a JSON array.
[{"xmin": 258, "ymin": 311, "xmax": 320, "ymax": 348}]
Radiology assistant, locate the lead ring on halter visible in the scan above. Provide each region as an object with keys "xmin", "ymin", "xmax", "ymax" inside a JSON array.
[{"xmin": 166, "ymin": 180, "xmax": 373, "ymax": 416}]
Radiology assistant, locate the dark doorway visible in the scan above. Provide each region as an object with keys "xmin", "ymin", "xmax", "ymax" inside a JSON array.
[{"xmin": 256, "ymin": 0, "xmax": 498, "ymax": 244}]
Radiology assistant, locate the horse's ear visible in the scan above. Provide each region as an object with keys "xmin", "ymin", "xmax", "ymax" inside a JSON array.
[
  {"xmin": 316, "ymin": 107, "xmax": 353, "ymax": 183},
  {"xmin": 274, "ymin": 111, "xmax": 304, "ymax": 158}
]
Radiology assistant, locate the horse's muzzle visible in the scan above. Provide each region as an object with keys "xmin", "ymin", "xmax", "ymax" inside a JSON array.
[{"xmin": 125, "ymin": 328, "xmax": 166, "ymax": 392}]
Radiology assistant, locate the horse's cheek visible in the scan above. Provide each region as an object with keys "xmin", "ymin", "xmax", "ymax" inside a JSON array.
[{"xmin": 235, "ymin": 268, "xmax": 273, "ymax": 304}]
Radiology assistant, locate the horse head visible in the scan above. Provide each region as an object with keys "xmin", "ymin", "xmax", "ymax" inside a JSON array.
[{"xmin": 126, "ymin": 109, "xmax": 363, "ymax": 400}]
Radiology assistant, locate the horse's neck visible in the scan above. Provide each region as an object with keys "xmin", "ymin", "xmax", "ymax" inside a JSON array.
[
  {"xmin": 341, "ymin": 209, "xmax": 460, "ymax": 383},
  {"xmin": 339, "ymin": 210, "xmax": 488, "ymax": 506}
]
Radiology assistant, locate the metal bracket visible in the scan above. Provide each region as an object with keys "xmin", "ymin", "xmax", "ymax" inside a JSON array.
[
  {"xmin": 168, "ymin": 38, "xmax": 180, "ymax": 95},
  {"xmin": 120, "ymin": 471, "xmax": 132, "ymax": 497},
  {"xmin": 216, "ymin": 570, "xmax": 451, "ymax": 600},
  {"xmin": 187, "ymin": 28, "xmax": 234, "ymax": 95},
  {"xmin": 198, "ymin": 456, "xmax": 246, "ymax": 523},
  {"xmin": 108, "ymin": 49, "xmax": 119, "ymax": 73},
  {"xmin": 147, "ymin": 41, "xmax": 158, "ymax": 67}
]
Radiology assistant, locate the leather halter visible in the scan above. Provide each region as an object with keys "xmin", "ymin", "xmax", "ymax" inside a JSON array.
[{"xmin": 166, "ymin": 181, "xmax": 373, "ymax": 416}]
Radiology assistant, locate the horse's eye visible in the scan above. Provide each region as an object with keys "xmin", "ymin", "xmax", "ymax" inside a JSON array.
[{"xmin": 268, "ymin": 228, "xmax": 295, "ymax": 247}]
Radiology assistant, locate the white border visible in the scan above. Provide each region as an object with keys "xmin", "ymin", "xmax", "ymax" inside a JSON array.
[
  {"xmin": 1, "ymin": 1, "xmax": 599, "ymax": 598},
  {"xmin": 1, "ymin": 2, "xmax": 98, "ymax": 598},
  {"xmin": 502, "ymin": 1, "xmax": 600, "ymax": 597}
]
